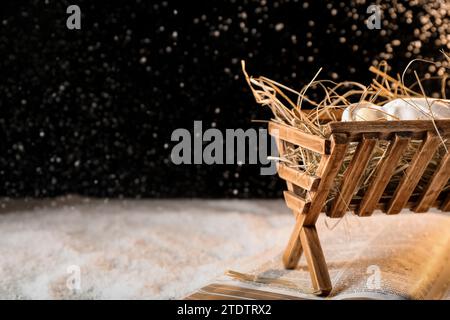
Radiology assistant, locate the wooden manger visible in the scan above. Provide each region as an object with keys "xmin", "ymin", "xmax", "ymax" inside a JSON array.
[{"xmin": 268, "ymin": 119, "xmax": 450, "ymax": 296}]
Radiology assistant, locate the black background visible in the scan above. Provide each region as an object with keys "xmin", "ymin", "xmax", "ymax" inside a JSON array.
[{"xmin": 0, "ymin": 0, "xmax": 447, "ymax": 198}]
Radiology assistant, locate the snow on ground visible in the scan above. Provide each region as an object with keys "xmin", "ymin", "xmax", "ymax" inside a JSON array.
[{"xmin": 0, "ymin": 197, "xmax": 293, "ymax": 299}]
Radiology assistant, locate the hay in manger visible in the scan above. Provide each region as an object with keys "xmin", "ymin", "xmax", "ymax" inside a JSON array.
[{"xmin": 242, "ymin": 59, "xmax": 450, "ymax": 295}]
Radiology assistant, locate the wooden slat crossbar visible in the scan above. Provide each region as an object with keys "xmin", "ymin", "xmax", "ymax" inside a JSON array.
[
  {"xmin": 269, "ymin": 122, "xmax": 330, "ymax": 154},
  {"xmin": 326, "ymin": 120, "xmax": 450, "ymax": 138},
  {"xmin": 304, "ymin": 135, "xmax": 348, "ymax": 226},
  {"xmin": 328, "ymin": 135, "xmax": 377, "ymax": 218},
  {"xmin": 278, "ymin": 164, "xmax": 320, "ymax": 191},
  {"xmin": 386, "ymin": 133, "xmax": 441, "ymax": 215},
  {"xmin": 415, "ymin": 152, "xmax": 450, "ymax": 212},
  {"xmin": 269, "ymin": 120, "xmax": 450, "ymax": 296},
  {"xmin": 284, "ymin": 191, "xmax": 310, "ymax": 215},
  {"xmin": 356, "ymin": 135, "xmax": 410, "ymax": 216}
]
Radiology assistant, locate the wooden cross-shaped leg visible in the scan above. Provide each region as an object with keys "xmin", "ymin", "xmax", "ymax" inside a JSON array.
[
  {"xmin": 282, "ymin": 214, "xmax": 305, "ymax": 269},
  {"xmin": 282, "ymin": 213, "xmax": 332, "ymax": 296},
  {"xmin": 281, "ymin": 134, "xmax": 348, "ymax": 296}
]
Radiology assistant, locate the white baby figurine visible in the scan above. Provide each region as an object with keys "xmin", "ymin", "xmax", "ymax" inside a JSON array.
[
  {"xmin": 341, "ymin": 102, "xmax": 386, "ymax": 122},
  {"xmin": 382, "ymin": 98, "xmax": 450, "ymax": 120}
]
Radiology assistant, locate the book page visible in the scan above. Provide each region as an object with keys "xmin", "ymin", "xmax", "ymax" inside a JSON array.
[{"xmin": 225, "ymin": 212, "xmax": 450, "ymax": 300}]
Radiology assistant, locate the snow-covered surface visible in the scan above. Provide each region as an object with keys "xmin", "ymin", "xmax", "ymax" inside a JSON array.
[
  {"xmin": 1, "ymin": 197, "xmax": 446, "ymax": 300},
  {"xmin": 0, "ymin": 197, "xmax": 293, "ymax": 299}
]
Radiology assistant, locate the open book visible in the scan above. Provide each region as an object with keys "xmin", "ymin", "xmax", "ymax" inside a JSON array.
[{"xmin": 197, "ymin": 212, "xmax": 450, "ymax": 300}]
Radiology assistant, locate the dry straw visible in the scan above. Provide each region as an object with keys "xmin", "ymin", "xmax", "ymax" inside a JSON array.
[{"xmin": 242, "ymin": 58, "xmax": 450, "ymax": 206}]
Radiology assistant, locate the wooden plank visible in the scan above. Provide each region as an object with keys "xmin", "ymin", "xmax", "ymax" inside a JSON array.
[
  {"xmin": 274, "ymin": 137, "xmax": 295, "ymax": 193},
  {"xmin": 282, "ymin": 214, "xmax": 306, "ymax": 269},
  {"xmin": 304, "ymin": 134, "xmax": 349, "ymax": 226},
  {"xmin": 386, "ymin": 133, "xmax": 441, "ymax": 215},
  {"xmin": 284, "ymin": 191, "xmax": 311, "ymax": 215},
  {"xmin": 300, "ymin": 226, "xmax": 332, "ymax": 296},
  {"xmin": 326, "ymin": 120, "xmax": 450, "ymax": 136},
  {"xmin": 278, "ymin": 164, "xmax": 321, "ymax": 191},
  {"xmin": 276, "ymin": 135, "xmax": 306, "ymax": 269},
  {"xmin": 327, "ymin": 135, "xmax": 377, "ymax": 218},
  {"xmin": 414, "ymin": 152, "xmax": 450, "ymax": 212},
  {"xmin": 357, "ymin": 135, "xmax": 410, "ymax": 216},
  {"xmin": 441, "ymin": 194, "xmax": 450, "ymax": 212},
  {"xmin": 269, "ymin": 122, "xmax": 330, "ymax": 154}
]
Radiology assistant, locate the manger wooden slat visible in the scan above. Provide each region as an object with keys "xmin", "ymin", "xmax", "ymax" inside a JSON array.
[
  {"xmin": 284, "ymin": 190, "xmax": 311, "ymax": 215},
  {"xmin": 275, "ymin": 138, "xmax": 296, "ymax": 194},
  {"xmin": 269, "ymin": 122, "xmax": 330, "ymax": 154},
  {"xmin": 304, "ymin": 134, "xmax": 349, "ymax": 226},
  {"xmin": 275, "ymin": 135, "xmax": 307, "ymax": 268},
  {"xmin": 386, "ymin": 133, "xmax": 441, "ymax": 215},
  {"xmin": 357, "ymin": 135, "xmax": 410, "ymax": 216},
  {"xmin": 277, "ymin": 135, "xmax": 309, "ymax": 269},
  {"xmin": 441, "ymin": 194, "xmax": 450, "ymax": 211},
  {"xmin": 270, "ymin": 119, "xmax": 450, "ymax": 296},
  {"xmin": 414, "ymin": 152, "xmax": 450, "ymax": 213},
  {"xmin": 327, "ymin": 135, "xmax": 377, "ymax": 218},
  {"xmin": 325, "ymin": 120, "xmax": 450, "ymax": 137},
  {"xmin": 300, "ymin": 226, "xmax": 332, "ymax": 296},
  {"xmin": 278, "ymin": 164, "xmax": 321, "ymax": 191}
]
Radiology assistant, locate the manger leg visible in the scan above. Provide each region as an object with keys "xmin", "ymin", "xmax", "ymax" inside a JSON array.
[
  {"xmin": 300, "ymin": 226, "xmax": 332, "ymax": 296},
  {"xmin": 282, "ymin": 214, "xmax": 305, "ymax": 269}
]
